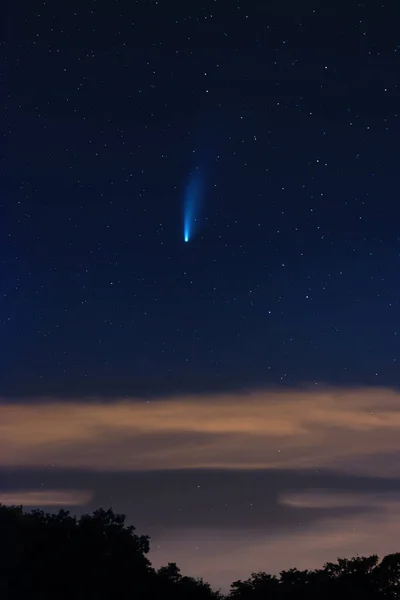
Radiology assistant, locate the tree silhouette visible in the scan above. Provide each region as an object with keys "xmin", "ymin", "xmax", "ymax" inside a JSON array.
[
  {"xmin": 2, "ymin": 503, "xmax": 400, "ymax": 599},
  {"xmin": 230, "ymin": 572, "xmax": 280, "ymax": 599},
  {"xmin": 157, "ymin": 562, "xmax": 223, "ymax": 599},
  {"xmin": 0, "ymin": 505, "xmax": 153, "ymax": 599},
  {"xmin": 228, "ymin": 554, "xmax": 400, "ymax": 600},
  {"xmin": 0, "ymin": 504, "xmax": 221, "ymax": 599},
  {"xmin": 373, "ymin": 553, "xmax": 400, "ymax": 598}
]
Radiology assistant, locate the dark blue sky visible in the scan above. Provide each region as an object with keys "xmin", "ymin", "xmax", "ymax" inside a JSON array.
[{"xmin": 4, "ymin": 0, "xmax": 400, "ymax": 397}]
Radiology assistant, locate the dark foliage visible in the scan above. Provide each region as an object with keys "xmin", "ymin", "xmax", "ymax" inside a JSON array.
[
  {"xmin": 1, "ymin": 503, "xmax": 400, "ymax": 599},
  {"xmin": 0, "ymin": 504, "xmax": 221, "ymax": 599},
  {"xmin": 229, "ymin": 553, "xmax": 400, "ymax": 599}
]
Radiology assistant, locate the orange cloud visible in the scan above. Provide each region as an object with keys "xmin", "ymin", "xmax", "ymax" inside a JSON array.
[
  {"xmin": 0, "ymin": 489, "xmax": 93, "ymax": 506},
  {"xmin": 1, "ymin": 387, "xmax": 400, "ymax": 475},
  {"xmin": 280, "ymin": 489, "xmax": 400, "ymax": 509}
]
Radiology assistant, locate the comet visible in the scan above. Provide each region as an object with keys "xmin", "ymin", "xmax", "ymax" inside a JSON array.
[{"xmin": 183, "ymin": 167, "xmax": 204, "ymax": 243}]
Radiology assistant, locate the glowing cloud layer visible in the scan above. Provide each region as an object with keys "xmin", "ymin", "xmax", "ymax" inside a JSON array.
[
  {"xmin": 0, "ymin": 489, "xmax": 93, "ymax": 506},
  {"xmin": 2, "ymin": 387, "xmax": 400, "ymax": 476}
]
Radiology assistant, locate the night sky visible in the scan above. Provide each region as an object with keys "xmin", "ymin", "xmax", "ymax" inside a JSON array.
[{"xmin": 4, "ymin": 0, "xmax": 400, "ymax": 592}]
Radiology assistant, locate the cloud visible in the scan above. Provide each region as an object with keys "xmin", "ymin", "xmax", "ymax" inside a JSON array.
[
  {"xmin": 280, "ymin": 489, "xmax": 400, "ymax": 509},
  {"xmin": 151, "ymin": 490, "xmax": 400, "ymax": 591},
  {"xmin": 2, "ymin": 387, "xmax": 400, "ymax": 475},
  {"xmin": 0, "ymin": 489, "xmax": 93, "ymax": 506}
]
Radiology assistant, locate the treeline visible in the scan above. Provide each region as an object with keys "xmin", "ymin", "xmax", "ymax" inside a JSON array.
[{"xmin": 1, "ymin": 504, "xmax": 400, "ymax": 599}]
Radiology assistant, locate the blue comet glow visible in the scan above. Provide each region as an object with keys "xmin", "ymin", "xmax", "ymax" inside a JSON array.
[{"xmin": 183, "ymin": 168, "xmax": 204, "ymax": 243}]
